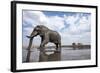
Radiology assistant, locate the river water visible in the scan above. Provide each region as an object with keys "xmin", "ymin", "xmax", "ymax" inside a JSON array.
[{"xmin": 22, "ymin": 47, "xmax": 91, "ymax": 63}]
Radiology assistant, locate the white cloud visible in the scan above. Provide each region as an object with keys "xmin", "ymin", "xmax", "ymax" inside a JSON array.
[
  {"xmin": 63, "ymin": 14, "xmax": 91, "ymax": 34},
  {"xmin": 78, "ymin": 16, "xmax": 91, "ymax": 32},
  {"xmin": 23, "ymin": 11, "xmax": 65, "ymax": 33},
  {"xmin": 23, "ymin": 11, "xmax": 91, "ymax": 46},
  {"xmin": 60, "ymin": 14, "xmax": 91, "ymax": 45},
  {"xmin": 24, "ymin": 27, "xmax": 33, "ymax": 35},
  {"xmin": 46, "ymin": 16, "xmax": 65, "ymax": 30}
]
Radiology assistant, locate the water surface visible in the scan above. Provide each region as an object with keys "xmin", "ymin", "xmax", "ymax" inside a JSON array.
[{"xmin": 22, "ymin": 47, "xmax": 91, "ymax": 63}]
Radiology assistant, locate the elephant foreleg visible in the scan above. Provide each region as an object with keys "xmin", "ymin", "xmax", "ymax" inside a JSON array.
[
  {"xmin": 39, "ymin": 34, "xmax": 49, "ymax": 51},
  {"xmin": 40, "ymin": 40, "xmax": 48, "ymax": 50}
]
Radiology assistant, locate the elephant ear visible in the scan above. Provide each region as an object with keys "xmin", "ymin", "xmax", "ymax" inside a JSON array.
[{"xmin": 36, "ymin": 25, "xmax": 49, "ymax": 33}]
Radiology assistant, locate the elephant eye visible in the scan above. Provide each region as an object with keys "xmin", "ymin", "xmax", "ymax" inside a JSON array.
[
  {"xmin": 34, "ymin": 27, "xmax": 40, "ymax": 31},
  {"xmin": 37, "ymin": 26, "xmax": 41, "ymax": 28}
]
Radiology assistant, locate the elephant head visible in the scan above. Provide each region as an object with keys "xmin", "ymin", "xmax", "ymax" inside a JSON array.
[{"xmin": 26, "ymin": 25, "xmax": 49, "ymax": 38}]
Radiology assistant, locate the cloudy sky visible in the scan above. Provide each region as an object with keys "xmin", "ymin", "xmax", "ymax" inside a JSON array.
[{"xmin": 22, "ymin": 10, "xmax": 91, "ymax": 47}]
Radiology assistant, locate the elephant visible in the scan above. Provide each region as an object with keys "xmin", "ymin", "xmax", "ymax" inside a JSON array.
[{"xmin": 26, "ymin": 25, "xmax": 61, "ymax": 52}]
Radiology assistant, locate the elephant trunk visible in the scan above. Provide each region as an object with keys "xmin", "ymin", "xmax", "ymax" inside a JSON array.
[{"xmin": 26, "ymin": 31, "xmax": 38, "ymax": 38}]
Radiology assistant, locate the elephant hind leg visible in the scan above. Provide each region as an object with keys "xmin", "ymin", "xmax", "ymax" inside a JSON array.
[
  {"xmin": 55, "ymin": 43, "xmax": 58, "ymax": 50},
  {"xmin": 55, "ymin": 43, "xmax": 61, "ymax": 52}
]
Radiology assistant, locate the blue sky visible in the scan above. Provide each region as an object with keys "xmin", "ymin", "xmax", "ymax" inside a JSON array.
[{"xmin": 22, "ymin": 10, "xmax": 91, "ymax": 47}]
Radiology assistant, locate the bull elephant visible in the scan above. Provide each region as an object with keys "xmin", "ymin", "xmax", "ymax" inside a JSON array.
[{"xmin": 26, "ymin": 25, "xmax": 61, "ymax": 52}]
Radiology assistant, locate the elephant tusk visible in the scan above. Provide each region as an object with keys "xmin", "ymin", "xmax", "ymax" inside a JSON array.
[{"xmin": 26, "ymin": 35, "xmax": 34, "ymax": 38}]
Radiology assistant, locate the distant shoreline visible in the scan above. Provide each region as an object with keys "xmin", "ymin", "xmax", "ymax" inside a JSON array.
[{"xmin": 23, "ymin": 45, "xmax": 91, "ymax": 49}]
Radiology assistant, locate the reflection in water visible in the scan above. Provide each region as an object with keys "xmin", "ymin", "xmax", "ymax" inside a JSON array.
[
  {"xmin": 39, "ymin": 51, "xmax": 61, "ymax": 62},
  {"xmin": 22, "ymin": 47, "xmax": 91, "ymax": 62}
]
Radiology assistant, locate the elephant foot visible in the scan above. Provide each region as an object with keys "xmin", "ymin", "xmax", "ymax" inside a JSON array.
[
  {"xmin": 37, "ymin": 47, "xmax": 44, "ymax": 49},
  {"xmin": 55, "ymin": 48, "xmax": 61, "ymax": 53}
]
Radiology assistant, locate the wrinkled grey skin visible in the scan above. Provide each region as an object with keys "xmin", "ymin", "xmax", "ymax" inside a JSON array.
[{"xmin": 27, "ymin": 25, "xmax": 61, "ymax": 52}]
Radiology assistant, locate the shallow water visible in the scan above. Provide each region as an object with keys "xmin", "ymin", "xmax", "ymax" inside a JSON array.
[{"xmin": 22, "ymin": 47, "xmax": 91, "ymax": 63}]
